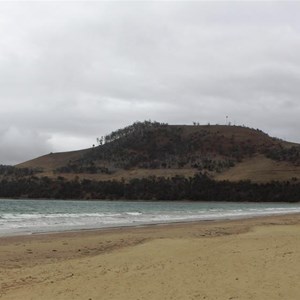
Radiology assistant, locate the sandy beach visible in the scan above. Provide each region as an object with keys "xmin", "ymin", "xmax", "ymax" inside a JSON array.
[{"xmin": 1, "ymin": 214, "xmax": 300, "ymax": 300}]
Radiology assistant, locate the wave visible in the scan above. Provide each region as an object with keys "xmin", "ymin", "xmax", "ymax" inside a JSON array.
[{"xmin": 1, "ymin": 199, "xmax": 300, "ymax": 236}]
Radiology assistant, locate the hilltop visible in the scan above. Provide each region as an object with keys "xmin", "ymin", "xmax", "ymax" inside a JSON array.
[{"xmin": 15, "ymin": 121, "xmax": 300, "ymax": 183}]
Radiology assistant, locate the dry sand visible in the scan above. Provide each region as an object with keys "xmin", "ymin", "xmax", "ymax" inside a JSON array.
[{"xmin": 1, "ymin": 214, "xmax": 300, "ymax": 299}]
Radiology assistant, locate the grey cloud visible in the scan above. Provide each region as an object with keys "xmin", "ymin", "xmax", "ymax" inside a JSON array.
[
  {"xmin": 0, "ymin": 127, "xmax": 52, "ymax": 165},
  {"xmin": 1, "ymin": 1, "xmax": 300, "ymax": 164}
]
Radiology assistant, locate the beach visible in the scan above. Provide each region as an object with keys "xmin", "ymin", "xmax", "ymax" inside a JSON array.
[{"xmin": 1, "ymin": 214, "xmax": 300, "ymax": 299}]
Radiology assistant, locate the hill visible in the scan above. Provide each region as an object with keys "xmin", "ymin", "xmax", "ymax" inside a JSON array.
[{"xmin": 15, "ymin": 121, "xmax": 300, "ymax": 183}]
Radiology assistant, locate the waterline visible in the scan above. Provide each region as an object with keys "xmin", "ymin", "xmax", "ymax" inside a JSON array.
[{"xmin": 1, "ymin": 199, "xmax": 300, "ymax": 236}]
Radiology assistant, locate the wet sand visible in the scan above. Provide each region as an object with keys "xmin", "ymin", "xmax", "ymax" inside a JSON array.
[{"xmin": 1, "ymin": 214, "xmax": 300, "ymax": 299}]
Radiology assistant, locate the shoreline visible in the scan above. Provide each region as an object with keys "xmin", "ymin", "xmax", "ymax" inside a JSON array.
[
  {"xmin": 1, "ymin": 210, "xmax": 300, "ymax": 239},
  {"xmin": 1, "ymin": 212, "xmax": 300, "ymax": 248},
  {"xmin": 1, "ymin": 198, "xmax": 300, "ymax": 238},
  {"xmin": 1, "ymin": 213, "xmax": 300, "ymax": 299}
]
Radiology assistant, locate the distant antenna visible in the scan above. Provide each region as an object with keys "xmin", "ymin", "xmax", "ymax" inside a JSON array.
[{"xmin": 226, "ymin": 116, "xmax": 228, "ymax": 125}]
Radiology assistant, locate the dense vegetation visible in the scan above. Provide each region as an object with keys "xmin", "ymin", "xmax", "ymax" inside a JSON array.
[
  {"xmin": 0, "ymin": 165, "xmax": 42, "ymax": 177},
  {"xmin": 265, "ymin": 145, "xmax": 300, "ymax": 165},
  {"xmin": 1, "ymin": 174, "xmax": 299, "ymax": 202}
]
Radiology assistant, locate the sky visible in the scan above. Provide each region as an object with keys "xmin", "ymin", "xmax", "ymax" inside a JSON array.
[{"xmin": 1, "ymin": 1, "xmax": 300, "ymax": 165}]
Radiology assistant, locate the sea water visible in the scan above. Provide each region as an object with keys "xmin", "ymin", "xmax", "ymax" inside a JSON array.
[{"xmin": 1, "ymin": 199, "xmax": 300, "ymax": 236}]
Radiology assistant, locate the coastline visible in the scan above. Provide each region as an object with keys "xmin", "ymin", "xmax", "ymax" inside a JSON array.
[
  {"xmin": 1, "ymin": 213, "xmax": 300, "ymax": 299},
  {"xmin": 2, "ymin": 198, "xmax": 300, "ymax": 238}
]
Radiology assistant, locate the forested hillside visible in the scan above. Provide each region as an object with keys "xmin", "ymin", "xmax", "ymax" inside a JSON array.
[{"xmin": 16, "ymin": 121, "xmax": 300, "ymax": 183}]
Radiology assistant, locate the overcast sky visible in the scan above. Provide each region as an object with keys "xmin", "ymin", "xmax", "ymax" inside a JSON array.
[{"xmin": 1, "ymin": 1, "xmax": 300, "ymax": 165}]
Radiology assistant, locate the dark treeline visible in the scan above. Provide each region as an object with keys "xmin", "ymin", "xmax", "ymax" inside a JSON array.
[
  {"xmin": 265, "ymin": 145, "xmax": 300, "ymax": 165},
  {"xmin": 0, "ymin": 174, "xmax": 299, "ymax": 202},
  {"xmin": 0, "ymin": 165, "xmax": 42, "ymax": 177},
  {"xmin": 97, "ymin": 120, "xmax": 167, "ymax": 145}
]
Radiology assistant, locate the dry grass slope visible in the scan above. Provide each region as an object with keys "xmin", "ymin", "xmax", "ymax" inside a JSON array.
[
  {"xmin": 215, "ymin": 155, "xmax": 300, "ymax": 183},
  {"xmin": 17, "ymin": 149, "xmax": 89, "ymax": 171}
]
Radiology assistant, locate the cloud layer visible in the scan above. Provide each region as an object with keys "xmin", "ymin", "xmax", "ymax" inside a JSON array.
[{"xmin": 1, "ymin": 1, "xmax": 300, "ymax": 164}]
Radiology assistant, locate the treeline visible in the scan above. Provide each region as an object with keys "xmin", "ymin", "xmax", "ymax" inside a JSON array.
[
  {"xmin": 96, "ymin": 120, "xmax": 167, "ymax": 145},
  {"xmin": 265, "ymin": 145, "xmax": 300, "ymax": 165},
  {"xmin": 0, "ymin": 165, "xmax": 42, "ymax": 177},
  {"xmin": 0, "ymin": 174, "xmax": 299, "ymax": 202},
  {"xmin": 55, "ymin": 163, "xmax": 110, "ymax": 174}
]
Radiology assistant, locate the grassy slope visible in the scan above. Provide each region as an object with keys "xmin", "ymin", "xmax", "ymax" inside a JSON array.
[
  {"xmin": 215, "ymin": 154, "xmax": 300, "ymax": 182},
  {"xmin": 17, "ymin": 149, "xmax": 90, "ymax": 171}
]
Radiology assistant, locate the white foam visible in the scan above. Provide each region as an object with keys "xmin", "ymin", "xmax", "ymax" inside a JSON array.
[{"xmin": 1, "ymin": 200, "xmax": 300, "ymax": 236}]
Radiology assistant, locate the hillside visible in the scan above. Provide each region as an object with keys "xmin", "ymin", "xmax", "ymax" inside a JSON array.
[{"xmin": 15, "ymin": 121, "xmax": 300, "ymax": 183}]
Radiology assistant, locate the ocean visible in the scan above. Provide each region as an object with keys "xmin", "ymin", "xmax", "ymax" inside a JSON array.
[{"xmin": 1, "ymin": 199, "xmax": 300, "ymax": 237}]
